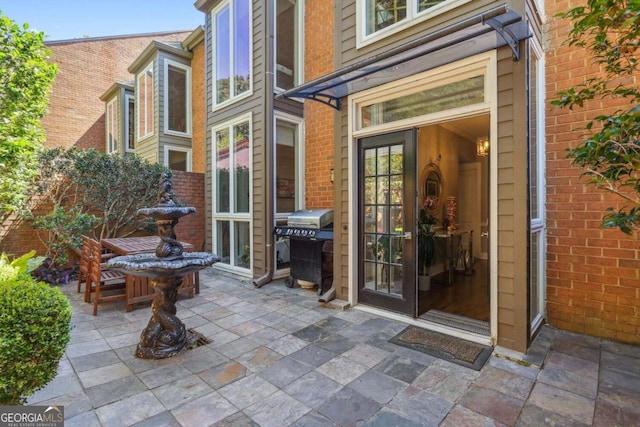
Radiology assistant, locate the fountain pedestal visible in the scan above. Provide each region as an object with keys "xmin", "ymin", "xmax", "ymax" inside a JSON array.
[{"xmin": 107, "ymin": 172, "xmax": 219, "ymax": 359}]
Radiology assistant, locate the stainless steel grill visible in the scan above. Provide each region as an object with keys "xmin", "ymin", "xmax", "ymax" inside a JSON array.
[{"xmin": 273, "ymin": 209, "xmax": 335, "ymax": 302}]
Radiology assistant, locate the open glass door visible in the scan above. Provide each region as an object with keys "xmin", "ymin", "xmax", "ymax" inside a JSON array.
[{"xmin": 358, "ymin": 130, "xmax": 416, "ymax": 315}]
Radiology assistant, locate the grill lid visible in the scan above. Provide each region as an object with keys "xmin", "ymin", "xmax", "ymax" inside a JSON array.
[{"xmin": 287, "ymin": 209, "xmax": 333, "ymax": 229}]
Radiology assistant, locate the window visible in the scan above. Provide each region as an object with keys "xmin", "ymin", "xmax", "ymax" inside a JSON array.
[
  {"xmin": 164, "ymin": 145, "xmax": 192, "ymax": 172},
  {"xmin": 164, "ymin": 60, "xmax": 191, "ymax": 136},
  {"xmin": 212, "ymin": 114, "xmax": 252, "ymax": 272},
  {"xmin": 213, "ymin": 0, "xmax": 252, "ymax": 107},
  {"xmin": 137, "ymin": 62, "xmax": 154, "ymax": 140},
  {"xmin": 361, "ymin": 75, "xmax": 484, "ymax": 128},
  {"xmin": 359, "ymin": 0, "xmax": 470, "ymax": 46},
  {"xmin": 276, "ymin": 0, "xmax": 303, "ymax": 91},
  {"xmin": 125, "ymin": 94, "xmax": 135, "ymax": 152},
  {"xmin": 528, "ymin": 39, "xmax": 546, "ymax": 335},
  {"xmin": 106, "ymin": 98, "xmax": 117, "ymax": 153},
  {"xmin": 356, "ymin": 57, "xmax": 490, "ymax": 130},
  {"xmin": 275, "ymin": 114, "xmax": 304, "ymax": 272}
]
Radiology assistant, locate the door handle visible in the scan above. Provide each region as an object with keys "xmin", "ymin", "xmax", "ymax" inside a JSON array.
[
  {"xmin": 481, "ymin": 232, "xmax": 488, "ymax": 238},
  {"xmin": 404, "ymin": 232, "xmax": 412, "ymax": 240}
]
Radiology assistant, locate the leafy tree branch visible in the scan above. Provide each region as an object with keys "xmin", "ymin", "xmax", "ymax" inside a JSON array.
[{"xmin": 552, "ymin": 0, "xmax": 640, "ymax": 234}]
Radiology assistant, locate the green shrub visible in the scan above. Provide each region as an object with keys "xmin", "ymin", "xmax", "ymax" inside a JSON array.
[{"xmin": 0, "ymin": 252, "xmax": 72, "ymax": 405}]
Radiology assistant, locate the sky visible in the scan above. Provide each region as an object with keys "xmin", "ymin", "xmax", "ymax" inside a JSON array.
[{"xmin": 0, "ymin": 0, "xmax": 203, "ymax": 41}]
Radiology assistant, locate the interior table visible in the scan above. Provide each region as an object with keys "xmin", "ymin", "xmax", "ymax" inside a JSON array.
[
  {"xmin": 433, "ymin": 229, "xmax": 471, "ymax": 285},
  {"xmin": 101, "ymin": 236, "xmax": 198, "ymax": 311}
]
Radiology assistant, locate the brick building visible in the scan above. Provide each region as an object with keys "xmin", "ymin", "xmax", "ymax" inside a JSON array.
[
  {"xmin": 0, "ymin": 30, "xmax": 205, "ymax": 257},
  {"xmin": 43, "ymin": 31, "xmax": 193, "ymax": 151},
  {"xmin": 2, "ymin": 0, "xmax": 637, "ymax": 351},
  {"xmin": 544, "ymin": 1, "xmax": 640, "ymax": 345}
]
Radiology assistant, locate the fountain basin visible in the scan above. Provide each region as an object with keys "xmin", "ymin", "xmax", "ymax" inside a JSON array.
[
  {"xmin": 107, "ymin": 252, "xmax": 220, "ymax": 281},
  {"xmin": 137, "ymin": 206, "xmax": 195, "ymax": 220}
]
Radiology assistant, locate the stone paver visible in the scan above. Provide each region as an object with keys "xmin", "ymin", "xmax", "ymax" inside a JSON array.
[{"xmin": 26, "ymin": 269, "xmax": 640, "ymax": 426}]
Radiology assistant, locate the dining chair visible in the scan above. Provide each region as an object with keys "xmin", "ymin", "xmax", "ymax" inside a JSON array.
[
  {"xmin": 87, "ymin": 238, "xmax": 126, "ymax": 315},
  {"xmin": 77, "ymin": 235, "xmax": 91, "ymax": 297},
  {"xmin": 78, "ymin": 236, "xmax": 116, "ymax": 303}
]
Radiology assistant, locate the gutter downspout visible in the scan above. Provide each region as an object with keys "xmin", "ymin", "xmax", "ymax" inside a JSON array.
[{"xmin": 254, "ymin": 0, "xmax": 275, "ymax": 288}]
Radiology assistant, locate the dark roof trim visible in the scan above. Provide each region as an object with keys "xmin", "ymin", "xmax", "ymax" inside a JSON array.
[{"xmin": 277, "ymin": 5, "xmax": 532, "ymax": 110}]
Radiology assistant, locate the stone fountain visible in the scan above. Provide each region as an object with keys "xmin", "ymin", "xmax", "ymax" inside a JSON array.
[{"xmin": 107, "ymin": 172, "xmax": 219, "ymax": 359}]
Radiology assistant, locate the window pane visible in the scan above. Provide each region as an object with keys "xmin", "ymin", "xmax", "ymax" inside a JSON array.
[
  {"xmin": 145, "ymin": 68, "xmax": 154, "ymax": 135},
  {"xmin": 233, "ymin": 122, "xmax": 250, "ymax": 213},
  {"xmin": 233, "ymin": 0, "xmax": 251, "ymax": 96},
  {"xmin": 361, "ymin": 75, "xmax": 484, "ymax": 127},
  {"xmin": 418, "ymin": 0, "xmax": 447, "ymax": 13},
  {"xmin": 107, "ymin": 100, "xmax": 117, "ymax": 153},
  {"xmin": 168, "ymin": 150, "xmax": 187, "ymax": 171},
  {"xmin": 216, "ymin": 128, "xmax": 230, "ymax": 213},
  {"xmin": 276, "ymin": 235, "xmax": 290, "ymax": 269},
  {"xmin": 127, "ymin": 97, "xmax": 135, "ymax": 150},
  {"xmin": 276, "ymin": 0, "xmax": 296, "ymax": 89},
  {"xmin": 366, "ymin": 0, "xmax": 407, "ymax": 35},
  {"xmin": 529, "ymin": 50, "xmax": 539, "ymax": 219},
  {"xmin": 530, "ymin": 231, "xmax": 540, "ymax": 323},
  {"xmin": 137, "ymin": 74, "xmax": 145, "ymax": 140},
  {"xmin": 168, "ymin": 65, "xmax": 187, "ymax": 133},
  {"xmin": 216, "ymin": 5, "xmax": 231, "ymax": 104},
  {"xmin": 276, "ymin": 120, "xmax": 297, "ymax": 214},
  {"xmin": 234, "ymin": 221, "xmax": 250, "ymax": 268},
  {"xmin": 216, "ymin": 220, "xmax": 231, "ymax": 264}
]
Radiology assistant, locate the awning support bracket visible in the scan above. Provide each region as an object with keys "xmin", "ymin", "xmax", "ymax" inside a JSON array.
[
  {"xmin": 306, "ymin": 93, "xmax": 341, "ymax": 110},
  {"xmin": 484, "ymin": 17, "xmax": 521, "ymax": 61}
]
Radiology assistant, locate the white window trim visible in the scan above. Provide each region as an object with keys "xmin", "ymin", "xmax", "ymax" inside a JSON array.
[
  {"xmin": 163, "ymin": 59, "xmax": 192, "ymax": 137},
  {"xmin": 352, "ymin": 53, "xmax": 493, "ymax": 136},
  {"xmin": 106, "ymin": 98, "xmax": 118, "ymax": 154},
  {"xmin": 529, "ymin": 36, "xmax": 546, "ymax": 334},
  {"xmin": 136, "ymin": 61, "xmax": 155, "ymax": 142},
  {"xmin": 530, "ymin": 38, "xmax": 546, "ymax": 228},
  {"xmin": 211, "ymin": 112, "xmax": 253, "ymax": 276},
  {"xmin": 348, "ymin": 51, "xmax": 498, "ymax": 345},
  {"xmin": 211, "ymin": 0, "xmax": 254, "ymax": 112},
  {"xmin": 356, "ymin": 0, "xmax": 472, "ymax": 49},
  {"xmin": 163, "ymin": 144, "xmax": 192, "ymax": 172},
  {"xmin": 274, "ymin": 0, "xmax": 305, "ymax": 94},
  {"xmin": 124, "ymin": 94, "xmax": 135, "ymax": 153}
]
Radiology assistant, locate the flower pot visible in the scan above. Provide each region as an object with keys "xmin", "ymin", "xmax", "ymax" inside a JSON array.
[
  {"xmin": 297, "ymin": 279, "xmax": 316, "ymax": 289},
  {"xmin": 418, "ymin": 275, "xmax": 431, "ymax": 291}
]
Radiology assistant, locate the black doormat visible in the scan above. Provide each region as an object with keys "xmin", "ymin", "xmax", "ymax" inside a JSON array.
[{"xmin": 389, "ymin": 326, "xmax": 493, "ymax": 371}]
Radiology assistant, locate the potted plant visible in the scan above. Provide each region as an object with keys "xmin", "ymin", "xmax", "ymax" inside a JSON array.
[{"xmin": 417, "ymin": 199, "xmax": 438, "ymax": 291}]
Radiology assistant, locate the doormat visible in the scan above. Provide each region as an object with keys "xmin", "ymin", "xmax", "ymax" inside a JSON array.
[{"xmin": 389, "ymin": 326, "xmax": 493, "ymax": 371}]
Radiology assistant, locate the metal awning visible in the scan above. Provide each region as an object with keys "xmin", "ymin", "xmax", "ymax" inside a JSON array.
[{"xmin": 277, "ymin": 5, "xmax": 532, "ymax": 110}]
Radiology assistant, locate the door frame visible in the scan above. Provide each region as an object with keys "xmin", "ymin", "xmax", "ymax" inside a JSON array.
[{"xmin": 347, "ymin": 52, "xmax": 498, "ymax": 344}]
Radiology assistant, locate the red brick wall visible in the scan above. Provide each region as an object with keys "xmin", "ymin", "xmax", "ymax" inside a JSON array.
[
  {"xmin": 43, "ymin": 31, "xmax": 191, "ymax": 151},
  {"xmin": 304, "ymin": 0, "xmax": 334, "ymax": 209},
  {"xmin": 0, "ymin": 171, "xmax": 204, "ymax": 258},
  {"xmin": 545, "ymin": 1, "xmax": 640, "ymax": 344},
  {"xmin": 172, "ymin": 171, "xmax": 206, "ymax": 251},
  {"xmin": 0, "ymin": 212, "xmax": 47, "ymax": 259}
]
